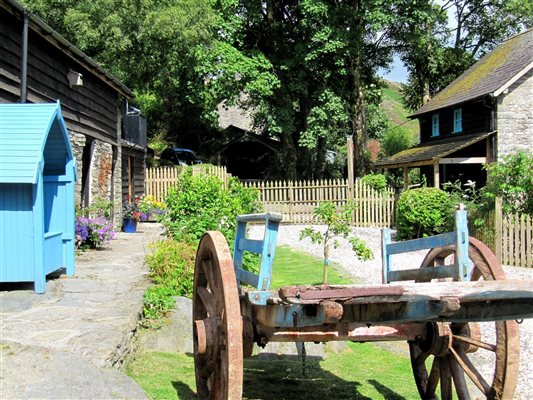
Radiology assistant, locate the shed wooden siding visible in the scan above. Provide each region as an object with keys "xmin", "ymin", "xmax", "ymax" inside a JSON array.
[
  {"xmin": 0, "ymin": 8, "xmax": 121, "ymax": 144},
  {"xmin": 419, "ymin": 101, "xmax": 491, "ymax": 142},
  {"xmin": 0, "ymin": 183, "xmax": 34, "ymax": 281},
  {"xmin": 121, "ymin": 148, "xmax": 146, "ymax": 200}
]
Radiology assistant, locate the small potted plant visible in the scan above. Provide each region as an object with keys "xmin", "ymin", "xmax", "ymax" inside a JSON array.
[{"xmin": 123, "ymin": 196, "xmax": 146, "ymax": 233}]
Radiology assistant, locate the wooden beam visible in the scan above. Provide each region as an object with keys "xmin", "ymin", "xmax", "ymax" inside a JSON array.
[
  {"xmin": 434, "ymin": 161, "xmax": 439, "ymax": 188},
  {"xmin": 440, "ymin": 157, "xmax": 486, "ymax": 164}
]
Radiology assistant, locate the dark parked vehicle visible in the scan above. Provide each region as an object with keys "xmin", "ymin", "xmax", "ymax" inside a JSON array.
[{"xmin": 160, "ymin": 148, "xmax": 202, "ymax": 166}]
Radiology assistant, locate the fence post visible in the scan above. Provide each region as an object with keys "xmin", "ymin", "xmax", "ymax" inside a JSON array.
[{"xmin": 494, "ymin": 197, "xmax": 502, "ymax": 263}]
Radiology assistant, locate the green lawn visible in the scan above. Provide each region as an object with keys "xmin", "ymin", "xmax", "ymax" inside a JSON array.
[
  {"xmin": 127, "ymin": 342, "xmax": 418, "ymax": 400},
  {"xmin": 270, "ymin": 245, "xmax": 355, "ymax": 287},
  {"xmin": 127, "ymin": 245, "xmax": 419, "ymax": 399}
]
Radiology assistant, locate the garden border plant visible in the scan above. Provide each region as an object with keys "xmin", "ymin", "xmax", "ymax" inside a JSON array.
[{"xmin": 143, "ymin": 168, "xmax": 262, "ymax": 321}]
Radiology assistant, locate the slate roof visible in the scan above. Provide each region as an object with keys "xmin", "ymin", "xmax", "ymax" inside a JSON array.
[
  {"xmin": 0, "ymin": 102, "xmax": 75, "ymax": 184},
  {"xmin": 374, "ymin": 132, "xmax": 494, "ymax": 169},
  {"xmin": 411, "ymin": 29, "xmax": 533, "ymax": 117}
]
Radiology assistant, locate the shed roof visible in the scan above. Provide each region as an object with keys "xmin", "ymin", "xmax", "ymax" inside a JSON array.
[
  {"xmin": 411, "ymin": 29, "xmax": 533, "ymax": 117},
  {"xmin": 374, "ymin": 132, "xmax": 494, "ymax": 169},
  {"xmin": 0, "ymin": 102, "xmax": 75, "ymax": 184}
]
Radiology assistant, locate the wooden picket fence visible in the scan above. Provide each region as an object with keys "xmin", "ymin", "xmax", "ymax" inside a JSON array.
[
  {"xmin": 243, "ymin": 179, "xmax": 395, "ymax": 227},
  {"xmin": 470, "ymin": 203, "xmax": 532, "ymax": 268},
  {"xmin": 145, "ymin": 165, "xmax": 395, "ymax": 227},
  {"xmin": 145, "ymin": 164, "xmax": 231, "ymax": 201},
  {"xmin": 499, "ymin": 213, "xmax": 533, "ymax": 268}
]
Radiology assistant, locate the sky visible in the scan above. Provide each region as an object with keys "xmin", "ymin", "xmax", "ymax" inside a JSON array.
[{"xmin": 379, "ymin": 55, "xmax": 408, "ymax": 83}]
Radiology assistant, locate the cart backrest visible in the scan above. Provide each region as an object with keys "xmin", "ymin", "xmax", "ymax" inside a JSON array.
[
  {"xmin": 382, "ymin": 207, "xmax": 470, "ymax": 283},
  {"xmin": 233, "ymin": 213, "xmax": 282, "ymax": 290}
]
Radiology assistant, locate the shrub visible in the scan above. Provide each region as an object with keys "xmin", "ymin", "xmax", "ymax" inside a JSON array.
[
  {"xmin": 361, "ymin": 173, "xmax": 387, "ymax": 192},
  {"xmin": 143, "ymin": 239, "xmax": 196, "ymax": 319},
  {"xmin": 163, "ymin": 171, "xmax": 261, "ymax": 243},
  {"xmin": 396, "ymin": 187, "xmax": 455, "ymax": 239},
  {"xmin": 76, "ymin": 198, "xmax": 114, "ymax": 219},
  {"xmin": 75, "ymin": 216, "xmax": 115, "ymax": 249},
  {"xmin": 483, "ymin": 150, "xmax": 533, "ymax": 215}
]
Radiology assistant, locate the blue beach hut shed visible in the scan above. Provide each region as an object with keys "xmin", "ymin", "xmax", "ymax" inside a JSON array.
[{"xmin": 0, "ymin": 101, "xmax": 77, "ymax": 293}]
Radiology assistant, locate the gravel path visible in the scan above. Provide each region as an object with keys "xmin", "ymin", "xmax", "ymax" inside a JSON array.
[{"xmin": 249, "ymin": 224, "xmax": 532, "ymax": 399}]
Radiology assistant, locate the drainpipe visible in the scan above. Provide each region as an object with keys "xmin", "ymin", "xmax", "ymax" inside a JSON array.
[{"xmin": 20, "ymin": 11, "xmax": 29, "ymax": 103}]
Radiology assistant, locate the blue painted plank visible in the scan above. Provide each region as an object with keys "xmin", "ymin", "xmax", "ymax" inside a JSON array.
[
  {"xmin": 238, "ymin": 238, "xmax": 263, "ymax": 254},
  {"xmin": 386, "ymin": 232, "xmax": 455, "ymax": 255}
]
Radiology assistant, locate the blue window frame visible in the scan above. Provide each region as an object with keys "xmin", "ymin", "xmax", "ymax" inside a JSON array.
[
  {"xmin": 432, "ymin": 114, "xmax": 439, "ymax": 137},
  {"xmin": 453, "ymin": 108, "xmax": 463, "ymax": 133}
]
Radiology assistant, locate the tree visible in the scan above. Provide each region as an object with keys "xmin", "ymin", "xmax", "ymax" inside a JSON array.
[
  {"xmin": 300, "ymin": 202, "xmax": 372, "ymax": 284},
  {"xmin": 483, "ymin": 151, "xmax": 533, "ymax": 216},
  {"xmin": 218, "ymin": 0, "xmax": 399, "ymax": 179},
  {"xmin": 20, "ymin": 0, "xmax": 278, "ymax": 151},
  {"xmin": 395, "ymin": 0, "xmax": 532, "ymax": 111}
]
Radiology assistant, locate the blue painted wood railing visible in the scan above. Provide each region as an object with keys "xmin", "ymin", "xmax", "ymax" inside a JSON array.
[
  {"xmin": 233, "ymin": 212, "xmax": 282, "ymax": 304},
  {"xmin": 381, "ymin": 207, "xmax": 470, "ymax": 283}
]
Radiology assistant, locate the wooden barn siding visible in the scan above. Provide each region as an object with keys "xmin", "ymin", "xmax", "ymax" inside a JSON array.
[
  {"xmin": 0, "ymin": 10, "xmax": 120, "ymax": 144},
  {"xmin": 121, "ymin": 148, "xmax": 146, "ymax": 201}
]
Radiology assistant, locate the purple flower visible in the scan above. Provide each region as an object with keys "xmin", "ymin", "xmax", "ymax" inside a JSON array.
[{"xmin": 75, "ymin": 216, "xmax": 115, "ymax": 249}]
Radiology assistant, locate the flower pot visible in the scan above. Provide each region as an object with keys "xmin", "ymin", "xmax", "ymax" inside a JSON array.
[{"xmin": 123, "ymin": 218, "xmax": 138, "ymax": 233}]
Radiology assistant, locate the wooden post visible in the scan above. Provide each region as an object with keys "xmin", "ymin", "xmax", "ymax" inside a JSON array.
[
  {"xmin": 403, "ymin": 167, "xmax": 409, "ymax": 191},
  {"xmin": 495, "ymin": 197, "xmax": 502, "ymax": 263},
  {"xmin": 347, "ymin": 135, "xmax": 354, "ymax": 200},
  {"xmin": 433, "ymin": 161, "xmax": 440, "ymax": 188}
]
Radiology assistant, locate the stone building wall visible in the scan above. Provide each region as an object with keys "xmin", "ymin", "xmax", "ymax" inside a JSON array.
[
  {"xmin": 69, "ymin": 132, "xmax": 86, "ymax": 208},
  {"xmin": 68, "ymin": 134, "xmax": 122, "ymax": 229},
  {"xmin": 112, "ymin": 144, "xmax": 123, "ymax": 229},
  {"xmin": 497, "ymin": 70, "xmax": 533, "ymax": 158},
  {"xmin": 90, "ymin": 141, "xmax": 113, "ymax": 202}
]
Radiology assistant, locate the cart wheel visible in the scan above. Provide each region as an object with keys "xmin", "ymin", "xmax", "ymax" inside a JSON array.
[
  {"xmin": 193, "ymin": 231, "xmax": 243, "ymax": 400},
  {"xmin": 409, "ymin": 237, "xmax": 519, "ymax": 400}
]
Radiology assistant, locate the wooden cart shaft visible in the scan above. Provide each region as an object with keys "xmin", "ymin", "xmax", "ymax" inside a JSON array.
[{"xmin": 241, "ymin": 280, "xmax": 533, "ymax": 333}]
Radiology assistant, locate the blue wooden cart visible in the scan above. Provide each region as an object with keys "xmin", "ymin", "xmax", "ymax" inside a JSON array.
[{"xmin": 192, "ymin": 210, "xmax": 533, "ymax": 400}]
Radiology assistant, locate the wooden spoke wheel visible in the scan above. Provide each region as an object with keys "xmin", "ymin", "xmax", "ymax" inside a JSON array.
[
  {"xmin": 193, "ymin": 231, "xmax": 243, "ymax": 400},
  {"xmin": 409, "ymin": 237, "xmax": 520, "ymax": 400}
]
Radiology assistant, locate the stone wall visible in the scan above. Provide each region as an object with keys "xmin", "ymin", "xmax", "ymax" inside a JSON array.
[
  {"xmin": 69, "ymin": 133, "xmax": 123, "ymax": 229},
  {"xmin": 112, "ymin": 145, "xmax": 123, "ymax": 229},
  {"xmin": 497, "ymin": 70, "xmax": 533, "ymax": 158},
  {"xmin": 69, "ymin": 132, "xmax": 86, "ymax": 208}
]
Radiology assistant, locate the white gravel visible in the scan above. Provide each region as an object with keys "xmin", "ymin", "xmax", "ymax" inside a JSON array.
[{"xmin": 249, "ymin": 224, "xmax": 533, "ymax": 399}]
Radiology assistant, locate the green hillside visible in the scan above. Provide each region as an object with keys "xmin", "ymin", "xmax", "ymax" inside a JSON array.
[{"xmin": 381, "ymin": 81, "xmax": 419, "ymax": 142}]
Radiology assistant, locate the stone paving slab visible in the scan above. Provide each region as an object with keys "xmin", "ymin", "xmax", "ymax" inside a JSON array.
[{"xmin": 1, "ymin": 223, "xmax": 165, "ymax": 399}]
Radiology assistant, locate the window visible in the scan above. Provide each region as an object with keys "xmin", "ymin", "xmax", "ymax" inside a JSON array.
[
  {"xmin": 453, "ymin": 108, "xmax": 463, "ymax": 133},
  {"xmin": 432, "ymin": 114, "xmax": 439, "ymax": 137}
]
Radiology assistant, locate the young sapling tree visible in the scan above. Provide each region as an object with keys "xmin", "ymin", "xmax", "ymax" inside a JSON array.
[{"xmin": 299, "ymin": 201, "xmax": 373, "ymax": 284}]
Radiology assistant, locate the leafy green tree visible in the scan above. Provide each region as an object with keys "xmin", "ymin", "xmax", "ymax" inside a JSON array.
[
  {"xmin": 394, "ymin": 0, "xmax": 532, "ymax": 111},
  {"xmin": 300, "ymin": 202, "xmax": 373, "ymax": 284},
  {"xmin": 483, "ymin": 151, "xmax": 533, "ymax": 215}
]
